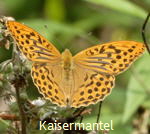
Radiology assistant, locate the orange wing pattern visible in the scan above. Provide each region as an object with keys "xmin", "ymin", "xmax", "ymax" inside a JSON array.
[
  {"xmin": 0, "ymin": 17, "xmax": 146, "ymax": 108},
  {"xmin": 5, "ymin": 20, "xmax": 61, "ymax": 63}
]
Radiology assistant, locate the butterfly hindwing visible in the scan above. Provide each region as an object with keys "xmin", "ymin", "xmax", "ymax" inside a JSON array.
[
  {"xmin": 71, "ymin": 69, "xmax": 115, "ymax": 108},
  {"xmin": 31, "ymin": 63, "xmax": 66, "ymax": 107}
]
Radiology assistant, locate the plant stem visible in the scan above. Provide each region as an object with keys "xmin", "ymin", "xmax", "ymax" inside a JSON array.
[{"xmin": 15, "ymin": 87, "xmax": 27, "ymax": 134}]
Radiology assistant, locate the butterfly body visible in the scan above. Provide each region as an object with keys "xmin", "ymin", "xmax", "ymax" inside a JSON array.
[
  {"xmin": 61, "ymin": 49, "xmax": 74, "ymax": 105},
  {"xmin": 0, "ymin": 16, "xmax": 145, "ymax": 108},
  {"xmin": 62, "ymin": 49, "xmax": 73, "ymax": 80}
]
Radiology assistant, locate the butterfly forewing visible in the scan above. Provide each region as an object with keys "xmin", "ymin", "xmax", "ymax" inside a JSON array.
[
  {"xmin": 73, "ymin": 41, "xmax": 145, "ymax": 75},
  {"xmin": 5, "ymin": 21, "xmax": 61, "ymax": 62}
]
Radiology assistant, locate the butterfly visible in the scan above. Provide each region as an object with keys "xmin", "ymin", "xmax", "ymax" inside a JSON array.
[{"xmin": 0, "ymin": 16, "xmax": 145, "ymax": 108}]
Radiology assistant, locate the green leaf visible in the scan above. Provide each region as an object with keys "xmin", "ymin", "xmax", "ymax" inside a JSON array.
[
  {"xmin": 44, "ymin": 0, "xmax": 66, "ymax": 22},
  {"xmin": 122, "ymin": 53, "xmax": 150, "ymax": 123},
  {"xmin": 143, "ymin": 98, "xmax": 150, "ymax": 108},
  {"xmin": 85, "ymin": 0, "xmax": 147, "ymax": 18}
]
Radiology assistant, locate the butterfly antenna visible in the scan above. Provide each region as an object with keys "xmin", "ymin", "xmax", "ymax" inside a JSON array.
[
  {"xmin": 96, "ymin": 101, "xmax": 103, "ymax": 123},
  {"xmin": 142, "ymin": 12, "xmax": 150, "ymax": 54}
]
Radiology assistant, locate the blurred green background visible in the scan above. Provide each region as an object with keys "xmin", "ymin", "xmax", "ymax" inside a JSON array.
[{"xmin": 0, "ymin": 0, "xmax": 150, "ymax": 134}]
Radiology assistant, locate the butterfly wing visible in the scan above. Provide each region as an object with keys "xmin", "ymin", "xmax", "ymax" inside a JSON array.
[
  {"xmin": 70, "ymin": 41, "xmax": 145, "ymax": 108},
  {"xmin": 31, "ymin": 63, "xmax": 67, "ymax": 107},
  {"xmin": 70, "ymin": 67, "xmax": 115, "ymax": 108},
  {"xmin": 73, "ymin": 41, "xmax": 145, "ymax": 75},
  {"xmin": 3, "ymin": 18, "xmax": 67, "ymax": 106},
  {"xmin": 4, "ymin": 20, "xmax": 61, "ymax": 62}
]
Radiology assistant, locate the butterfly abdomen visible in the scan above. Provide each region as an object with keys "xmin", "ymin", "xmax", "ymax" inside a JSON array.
[
  {"xmin": 62, "ymin": 49, "xmax": 73, "ymax": 80},
  {"xmin": 61, "ymin": 49, "xmax": 74, "ymax": 102}
]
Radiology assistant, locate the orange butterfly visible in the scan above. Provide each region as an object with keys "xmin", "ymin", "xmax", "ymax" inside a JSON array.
[{"xmin": 0, "ymin": 17, "xmax": 145, "ymax": 108}]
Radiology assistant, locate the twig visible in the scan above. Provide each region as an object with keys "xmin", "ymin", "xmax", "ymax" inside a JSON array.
[
  {"xmin": 141, "ymin": 13, "xmax": 150, "ymax": 54},
  {"xmin": 13, "ymin": 77, "xmax": 27, "ymax": 134},
  {"xmin": 15, "ymin": 88, "xmax": 26, "ymax": 134},
  {"xmin": 0, "ymin": 114, "xmax": 19, "ymax": 121},
  {"xmin": 97, "ymin": 101, "xmax": 103, "ymax": 123}
]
